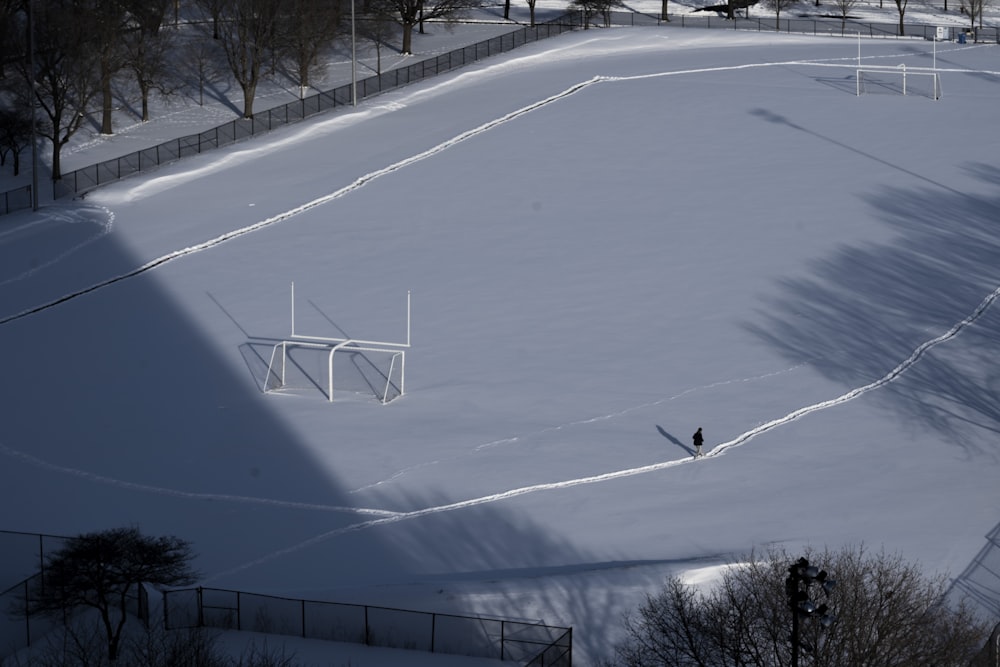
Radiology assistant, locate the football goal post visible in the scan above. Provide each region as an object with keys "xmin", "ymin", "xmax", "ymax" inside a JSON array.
[
  {"xmin": 856, "ymin": 64, "xmax": 942, "ymax": 100},
  {"xmin": 263, "ymin": 284, "xmax": 410, "ymax": 404}
]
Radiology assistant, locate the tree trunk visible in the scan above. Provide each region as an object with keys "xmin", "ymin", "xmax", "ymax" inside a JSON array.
[
  {"xmin": 401, "ymin": 22, "xmax": 413, "ymax": 54},
  {"xmin": 51, "ymin": 141, "xmax": 62, "ymax": 180},
  {"xmin": 663, "ymin": 0, "xmax": 671, "ymax": 20},
  {"xmin": 503, "ymin": 0, "xmax": 510, "ymax": 19},
  {"xmin": 140, "ymin": 81, "xmax": 150, "ymax": 121},
  {"xmin": 101, "ymin": 72, "xmax": 114, "ymax": 135},
  {"xmin": 241, "ymin": 82, "xmax": 257, "ymax": 118}
]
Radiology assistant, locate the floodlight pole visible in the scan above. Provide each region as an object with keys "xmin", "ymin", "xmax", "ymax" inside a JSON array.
[
  {"xmin": 351, "ymin": 0, "xmax": 357, "ymax": 107},
  {"xmin": 28, "ymin": 0, "xmax": 39, "ymax": 211},
  {"xmin": 786, "ymin": 558, "xmax": 835, "ymax": 667}
]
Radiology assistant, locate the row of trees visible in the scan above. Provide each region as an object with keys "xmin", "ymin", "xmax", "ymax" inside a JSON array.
[
  {"xmin": 14, "ymin": 529, "xmax": 992, "ymax": 665},
  {"xmin": 605, "ymin": 544, "xmax": 991, "ymax": 667},
  {"xmin": 725, "ymin": 0, "xmax": 989, "ymax": 39},
  {"xmin": 0, "ymin": 0, "xmax": 491, "ymax": 181}
]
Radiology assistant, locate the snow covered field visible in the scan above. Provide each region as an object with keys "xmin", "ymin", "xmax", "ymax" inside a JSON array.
[{"xmin": 1, "ymin": 7, "xmax": 999, "ymax": 666}]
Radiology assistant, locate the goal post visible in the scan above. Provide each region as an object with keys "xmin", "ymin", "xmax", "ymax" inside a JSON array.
[
  {"xmin": 856, "ymin": 65, "xmax": 942, "ymax": 100},
  {"xmin": 263, "ymin": 284, "xmax": 411, "ymax": 404}
]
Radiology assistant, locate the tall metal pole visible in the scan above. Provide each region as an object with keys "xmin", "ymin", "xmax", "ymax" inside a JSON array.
[
  {"xmin": 351, "ymin": 0, "xmax": 357, "ymax": 106},
  {"xmin": 28, "ymin": 0, "xmax": 39, "ymax": 211}
]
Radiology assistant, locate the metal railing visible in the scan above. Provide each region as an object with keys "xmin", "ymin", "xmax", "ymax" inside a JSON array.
[
  {"xmin": 0, "ymin": 566, "xmax": 149, "ymax": 658},
  {"xmin": 163, "ymin": 586, "xmax": 571, "ymax": 666},
  {"xmin": 0, "ymin": 529, "xmax": 70, "ymax": 655},
  {"xmin": 603, "ymin": 7, "xmax": 998, "ymax": 41},
  {"xmin": 0, "ymin": 184, "xmax": 31, "ymax": 216}
]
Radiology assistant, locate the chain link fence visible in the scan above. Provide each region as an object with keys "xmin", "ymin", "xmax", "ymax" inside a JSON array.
[
  {"xmin": 0, "ymin": 184, "xmax": 31, "ymax": 216},
  {"xmin": 1, "ymin": 531, "xmax": 67, "ymax": 656},
  {"xmin": 602, "ymin": 8, "xmax": 998, "ymax": 41},
  {"xmin": 163, "ymin": 586, "xmax": 571, "ymax": 666}
]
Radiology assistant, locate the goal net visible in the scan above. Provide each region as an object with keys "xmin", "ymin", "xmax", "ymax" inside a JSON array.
[
  {"xmin": 856, "ymin": 66, "xmax": 942, "ymax": 100},
  {"xmin": 263, "ymin": 340, "xmax": 405, "ymax": 404}
]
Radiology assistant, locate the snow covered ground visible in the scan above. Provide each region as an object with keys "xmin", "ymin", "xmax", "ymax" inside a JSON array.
[{"xmin": 1, "ymin": 4, "xmax": 999, "ymax": 666}]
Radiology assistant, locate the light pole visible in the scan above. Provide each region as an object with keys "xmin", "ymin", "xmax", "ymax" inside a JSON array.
[
  {"xmin": 785, "ymin": 557, "xmax": 836, "ymax": 667},
  {"xmin": 351, "ymin": 0, "xmax": 357, "ymax": 106},
  {"xmin": 27, "ymin": 0, "xmax": 39, "ymax": 211}
]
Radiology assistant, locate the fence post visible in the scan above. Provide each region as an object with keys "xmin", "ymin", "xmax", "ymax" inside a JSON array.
[
  {"xmin": 37, "ymin": 534, "xmax": 44, "ymax": 579},
  {"xmin": 301, "ymin": 599, "xmax": 306, "ymax": 637},
  {"xmin": 22, "ymin": 579, "xmax": 30, "ymax": 647},
  {"xmin": 430, "ymin": 613, "xmax": 436, "ymax": 653},
  {"xmin": 500, "ymin": 620, "xmax": 506, "ymax": 660},
  {"xmin": 197, "ymin": 587, "xmax": 204, "ymax": 627}
]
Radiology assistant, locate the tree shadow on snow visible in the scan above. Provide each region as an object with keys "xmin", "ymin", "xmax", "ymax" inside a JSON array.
[
  {"xmin": 745, "ymin": 153, "xmax": 1000, "ymax": 456},
  {"xmin": 745, "ymin": 162, "xmax": 1000, "ymax": 615}
]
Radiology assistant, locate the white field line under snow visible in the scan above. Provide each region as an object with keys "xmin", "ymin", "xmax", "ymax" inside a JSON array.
[{"xmin": 0, "ymin": 442, "xmax": 402, "ymax": 518}]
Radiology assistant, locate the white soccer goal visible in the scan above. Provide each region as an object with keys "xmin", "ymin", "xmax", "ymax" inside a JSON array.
[
  {"xmin": 262, "ymin": 285, "xmax": 410, "ymax": 404},
  {"xmin": 856, "ymin": 65, "xmax": 942, "ymax": 100}
]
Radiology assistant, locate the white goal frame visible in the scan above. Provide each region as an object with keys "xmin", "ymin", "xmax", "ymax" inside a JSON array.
[
  {"xmin": 263, "ymin": 284, "xmax": 411, "ymax": 404},
  {"xmin": 856, "ymin": 65, "xmax": 941, "ymax": 100}
]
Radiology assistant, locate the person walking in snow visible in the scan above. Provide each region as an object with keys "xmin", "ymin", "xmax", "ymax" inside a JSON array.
[{"xmin": 693, "ymin": 427, "xmax": 704, "ymax": 458}]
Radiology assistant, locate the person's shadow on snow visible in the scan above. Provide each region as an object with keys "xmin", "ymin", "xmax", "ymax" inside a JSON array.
[{"xmin": 656, "ymin": 426, "xmax": 695, "ymax": 457}]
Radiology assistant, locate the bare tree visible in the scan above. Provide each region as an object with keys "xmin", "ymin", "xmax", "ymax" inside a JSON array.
[
  {"xmin": 570, "ymin": 0, "xmax": 623, "ymax": 28},
  {"xmin": 194, "ymin": 0, "xmax": 227, "ymax": 39},
  {"xmin": 0, "ymin": 0, "xmax": 24, "ymax": 81},
  {"xmin": 86, "ymin": 0, "xmax": 131, "ymax": 135},
  {"xmin": 178, "ymin": 31, "xmax": 225, "ymax": 106},
  {"xmin": 959, "ymin": 0, "xmax": 988, "ymax": 36},
  {"xmin": 25, "ymin": 526, "xmax": 197, "ymax": 664},
  {"xmin": 833, "ymin": 0, "xmax": 858, "ymax": 30},
  {"xmin": 0, "ymin": 106, "xmax": 32, "ymax": 175},
  {"xmin": 892, "ymin": 0, "xmax": 908, "ymax": 35},
  {"xmin": 607, "ymin": 545, "xmax": 988, "ymax": 667},
  {"xmin": 376, "ymin": 0, "xmax": 482, "ymax": 55},
  {"xmin": 121, "ymin": 0, "xmax": 174, "ymax": 121},
  {"xmin": 357, "ymin": 10, "xmax": 398, "ymax": 75},
  {"xmin": 763, "ymin": 0, "xmax": 796, "ymax": 29},
  {"xmin": 525, "ymin": 0, "xmax": 538, "ymax": 25},
  {"xmin": 214, "ymin": 0, "xmax": 282, "ymax": 118},
  {"xmin": 275, "ymin": 0, "xmax": 342, "ymax": 96},
  {"xmin": 9, "ymin": 0, "xmax": 103, "ymax": 180}
]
